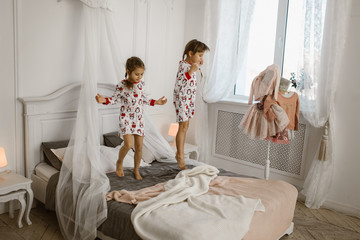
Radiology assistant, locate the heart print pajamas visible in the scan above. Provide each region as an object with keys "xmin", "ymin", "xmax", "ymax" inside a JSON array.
[
  {"xmin": 173, "ymin": 60, "xmax": 197, "ymax": 122},
  {"xmin": 103, "ymin": 79, "xmax": 155, "ymax": 136}
]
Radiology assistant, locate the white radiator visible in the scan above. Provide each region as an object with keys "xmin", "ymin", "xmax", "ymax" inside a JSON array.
[{"xmin": 214, "ymin": 110, "xmax": 307, "ymax": 178}]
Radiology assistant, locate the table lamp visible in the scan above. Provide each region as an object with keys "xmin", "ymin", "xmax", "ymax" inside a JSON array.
[
  {"xmin": 0, "ymin": 147, "xmax": 9, "ymax": 182},
  {"xmin": 168, "ymin": 123, "xmax": 179, "ymax": 146}
]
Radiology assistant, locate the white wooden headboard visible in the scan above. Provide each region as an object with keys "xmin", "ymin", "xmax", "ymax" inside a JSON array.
[{"xmin": 19, "ymin": 82, "xmax": 120, "ymax": 178}]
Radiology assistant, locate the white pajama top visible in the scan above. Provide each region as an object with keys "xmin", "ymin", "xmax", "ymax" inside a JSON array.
[
  {"xmin": 104, "ymin": 79, "xmax": 155, "ymax": 136},
  {"xmin": 173, "ymin": 60, "xmax": 197, "ymax": 122}
]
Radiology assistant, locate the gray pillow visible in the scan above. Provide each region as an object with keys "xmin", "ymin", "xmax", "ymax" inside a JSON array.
[
  {"xmin": 103, "ymin": 132, "xmax": 123, "ymax": 147},
  {"xmin": 41, "ymin": 140, "xmax": 69, "ymax": 171}
]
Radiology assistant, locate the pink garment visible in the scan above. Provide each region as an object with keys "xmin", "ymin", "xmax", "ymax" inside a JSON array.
[
  {"xmin": 248, "ymin": 64, "xmax": 281, "ymax": 105},
  {"xmin": 265, "ymin": 129, "xmax": 290, "ymax": 144},
  {"xmin": 239, "ymin": 103, "xmax": 289, "ymax": 140},
  {"xmin": 106, "ymin": 182, "xmax": 165, "ymax": 204},
  {"xmin": 277, "ymin": 91, "xmax": 300, "ymax": 131}
]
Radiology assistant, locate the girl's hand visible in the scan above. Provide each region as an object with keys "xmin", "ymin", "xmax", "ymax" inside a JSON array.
[
  {"xmin": 95, "ymin": 93, "xmax": 106, "ymax": 104},
  {"xmin": 188, "ymin": 63, "xmax": 200, "ymax": 75},
  {"xmin": 155, "ymin": 96, "xmax": 167, "ymax": 105}
]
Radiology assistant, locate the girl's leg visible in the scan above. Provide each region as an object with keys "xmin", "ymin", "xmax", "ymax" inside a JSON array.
[
  {"xmin": 133, "ymin": 135, "xmax": 144, "ymax": 180},
  {"xmin": 175, "ymin": 120, "xmax": 189, "ymax": 170},
  {"xmin": 116, "ymin": 134, "xmax": 133, "ymax": 177}
]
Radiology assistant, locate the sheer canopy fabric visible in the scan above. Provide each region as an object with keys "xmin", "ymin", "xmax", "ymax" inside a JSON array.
[
  {"xmin": 56, "ymin": 1, "xmax": 175, "ymax": 239},
  {"xmin": 298, "ymin": 0, "xmax": 351, "ymax": 209},
  {"xmin": 56, "ymin": 4, "xmax": 112, "ymax": 240}
]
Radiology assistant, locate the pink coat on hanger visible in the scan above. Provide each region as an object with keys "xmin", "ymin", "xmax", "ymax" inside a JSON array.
[{"xmin": 248, "ymin": 64, "xmax": 281, "ymax": 105}]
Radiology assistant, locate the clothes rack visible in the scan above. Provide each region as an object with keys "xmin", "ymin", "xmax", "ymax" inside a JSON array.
[{"xmin": 265, "ymin": 141, "xmax": 271, "ymax": 180}]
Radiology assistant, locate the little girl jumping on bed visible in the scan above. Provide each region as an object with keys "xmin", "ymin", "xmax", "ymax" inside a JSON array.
[
  {"xmin": 96, "ymin": 56, "xmax": 167, "ymax": 180},
  {"xmin": 173, "ymin": 39, "xmax": 209, "ymax": 169}
]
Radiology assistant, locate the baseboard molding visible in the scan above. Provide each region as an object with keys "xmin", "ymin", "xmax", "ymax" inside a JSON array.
[
  {"xmin": 298, "ymin": 192, "xmax": 360, "ymax": 218},
  {"xmin": 322, "ymin": 199, "xmax": 360, "ymax": 218}
]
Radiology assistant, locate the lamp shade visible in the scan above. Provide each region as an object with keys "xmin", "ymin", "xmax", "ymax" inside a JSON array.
[
  {"xmin": 0, "ymin": 147, "xmax": 8, "ymax": 168},
  {"xmin": 168, "ymin": 123, "xmax": 179, "ymax": 137}
]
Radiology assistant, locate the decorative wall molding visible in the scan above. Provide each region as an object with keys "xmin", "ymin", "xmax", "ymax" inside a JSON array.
[{"xmin": 14, "ymin": 0, "xmax": 22, "ymax": 174}]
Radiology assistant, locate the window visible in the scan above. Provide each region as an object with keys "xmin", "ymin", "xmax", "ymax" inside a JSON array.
[
  {"xmin": 235, "ymin": 0, "xmax": 280, "ymax": 96},
  {"xmin": 234, "ymin": 0, "xmax": 326, "ymax": 97}
]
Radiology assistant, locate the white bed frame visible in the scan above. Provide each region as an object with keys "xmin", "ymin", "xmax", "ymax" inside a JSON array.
[
  {"xmin": 19, "ymin": 82, "xmax": 120, "ymax": 179},
  {"xmin": 19, "ymin": 83, "xmax": 294, "ymax": 239}
]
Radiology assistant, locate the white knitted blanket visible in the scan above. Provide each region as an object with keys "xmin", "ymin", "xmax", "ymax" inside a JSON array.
[{"xmin": 131, "ymin": 165, "xmax": 265, "ymax": 240}]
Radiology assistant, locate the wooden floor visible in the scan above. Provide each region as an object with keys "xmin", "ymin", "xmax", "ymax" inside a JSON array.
[{"xmin": 0, "ymin": 201, "xmax": 359, "ymax": 240}]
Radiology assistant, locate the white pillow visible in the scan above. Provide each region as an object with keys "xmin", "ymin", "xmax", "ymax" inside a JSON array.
[
  {"xmin": 100, "ymin": 144, "xmax": 150, "ymax": 173},
  {"xmin": 50, "ymin": 147, "xmax": 66, "ymax": 162},
  {"xmin": 141, "ymin": 145, "xmax": 156, "ymax": 163},
  {"xmin": 51, "ymin": 145, "xmax": 150, "ymax": 173}
]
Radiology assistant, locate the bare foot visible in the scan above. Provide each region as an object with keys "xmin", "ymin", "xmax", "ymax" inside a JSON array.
[
  {"xmin": 175, "ymin": 152, "xmax": 186, "ymax": 170},
  {"xmin": 133, "ymin": 170, "xmax": 143, "ymax": 180},
  {"xmin": 116, "ymin": 161, "xmax": 124, "ymax": 177},
  {"xmin": 116, "ymin": 168, "xmax": 124, "ymax": 177}
]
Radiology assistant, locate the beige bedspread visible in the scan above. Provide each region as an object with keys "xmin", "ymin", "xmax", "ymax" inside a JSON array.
[{"xmin": 107, "ymin": 176, "xmax": 298, "ymax": 240}]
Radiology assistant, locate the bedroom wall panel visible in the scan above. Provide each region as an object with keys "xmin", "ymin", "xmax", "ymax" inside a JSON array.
[
  {"xmin": 140, "ymin": 0, "xmax": 187, "ymax": 137},
  {"xmin": 19, "ymin": 0, "xmax": 84, "ymax": 97},
  {"xmin": 0, "ymin": 0, "xmax": 17, "ymax": 174},
  {"xmin": 0, "ymin": 1, "xmax": 16, "ymax": 209}
]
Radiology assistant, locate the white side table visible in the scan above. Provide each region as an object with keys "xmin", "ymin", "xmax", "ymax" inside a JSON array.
[
  {"xmin": 171, "ymin": 143, "xmax": 199, "ymax": 161},
  {"xmin": 0, "ymin": 171, "xmax": 33, "ymax": 227},
  {"xmin": 0, "ymin": 190, "xmax": 26, "ymax": 228}
]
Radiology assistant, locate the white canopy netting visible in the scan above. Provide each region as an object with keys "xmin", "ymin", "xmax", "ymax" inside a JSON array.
[{"xmin": 55, "ymin": 1, "xmax": 175, "ymax": 239}]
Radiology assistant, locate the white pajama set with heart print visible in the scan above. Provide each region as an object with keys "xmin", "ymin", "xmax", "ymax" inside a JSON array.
[
  {"xmin": 173, "ymin": 60, "xmax": 197, "ymax": 122},
  {"xmin": 104, "ymin": 79, "xmax": 155, "ymax": 136}
]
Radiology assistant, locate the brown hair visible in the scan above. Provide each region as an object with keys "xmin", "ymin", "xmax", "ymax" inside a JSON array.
[
  {"xmin": 182, "ymin": 39, "xmax": 210, "ymax": 60},
  {"xmin": 124, "ymin": 56, "xmax": 145, "ymax": 89}
]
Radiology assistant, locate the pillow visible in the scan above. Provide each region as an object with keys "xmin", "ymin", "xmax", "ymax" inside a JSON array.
[
  {"xmin": 41, "ymin": 140, "xmax": 69, "ymax": 171},
  {"xmin": 103, "ymin": 131, "xmax": 155, "ymax": 163},
  {"xmin": 50, "ymin": 147, "xmax": 66, "ymax": 162},
  {"xmin": 141, "ymin": 145, "xmax": 156, "ymax": 164},
  {"xmin": 103, "ymin": 132, "xmax": 123, "ymax": 147},
  {"xmin": 100, "ymin": 144, "xmax": 150, "ymax": 173}
]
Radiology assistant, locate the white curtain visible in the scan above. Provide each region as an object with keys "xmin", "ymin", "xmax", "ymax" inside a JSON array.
[
  {"xmin": 298, "ymin": 0, "xmax": 351, "ymax": 209},
  {"xmin": 195, "ymin": 0, "xmax": 255, "ymax": 162},
  {"xmin": 202, "ymin": 0, "xmax": 255, "ymax": 103}
]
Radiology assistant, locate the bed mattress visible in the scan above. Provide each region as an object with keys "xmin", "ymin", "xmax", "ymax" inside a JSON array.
[
  {"xmin": 98, "ymin": 161, "xmax": 297, "ymax": 240},
  {"xmin": 34, "ymin": 162, "xmax": 59, "ymax": 182},
  {"xmin": 31, "ymin": 162, "xmax": 59, "ymax": 207}
]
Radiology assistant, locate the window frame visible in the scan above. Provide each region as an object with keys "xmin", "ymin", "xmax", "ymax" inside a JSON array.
[{"xmin": 232, "ymin": 0, "xmax": 290, "ymax": 99}]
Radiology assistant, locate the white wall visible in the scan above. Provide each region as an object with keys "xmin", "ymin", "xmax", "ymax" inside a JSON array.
[
  {"xmin": 0, "ymin": 0, "xmax": 187, "ymax": 177},
  {"xmin": 0, "ymin": 1, "xmax": 16, "ymax": 172},
  {"xmin": 326, "ymin": 1, "xmax": 360, "ymax": 216}
]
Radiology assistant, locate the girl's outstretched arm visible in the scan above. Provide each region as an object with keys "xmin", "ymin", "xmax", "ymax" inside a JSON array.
[
  {"xmin": 155, "ymin": 96, "xmax": 167, "ymax": 105},
  {"xmin": 95, "ymin": 93, "xmax": 106, "ymax": 104}
]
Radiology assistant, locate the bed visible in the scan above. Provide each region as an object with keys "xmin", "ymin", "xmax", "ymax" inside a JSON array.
[{"xmin": 20, "ymin": 83, "xmax": 297, "ymax": 240}]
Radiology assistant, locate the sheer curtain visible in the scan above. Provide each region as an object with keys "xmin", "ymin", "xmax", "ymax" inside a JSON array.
[
  {"xmin": 55, "ymin": 1, "xmax": 123, "ymax": 239},
  {"xmin": 195, "ymin": 0, "xmax": 255, "ymax": 162},
  {"xmin": 298, "ymin": 0, "xmax": 351, "ymax": 209},
  {"xmin": 202, "ymin": 0, "xmax": 255, "ymax": 103}
]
